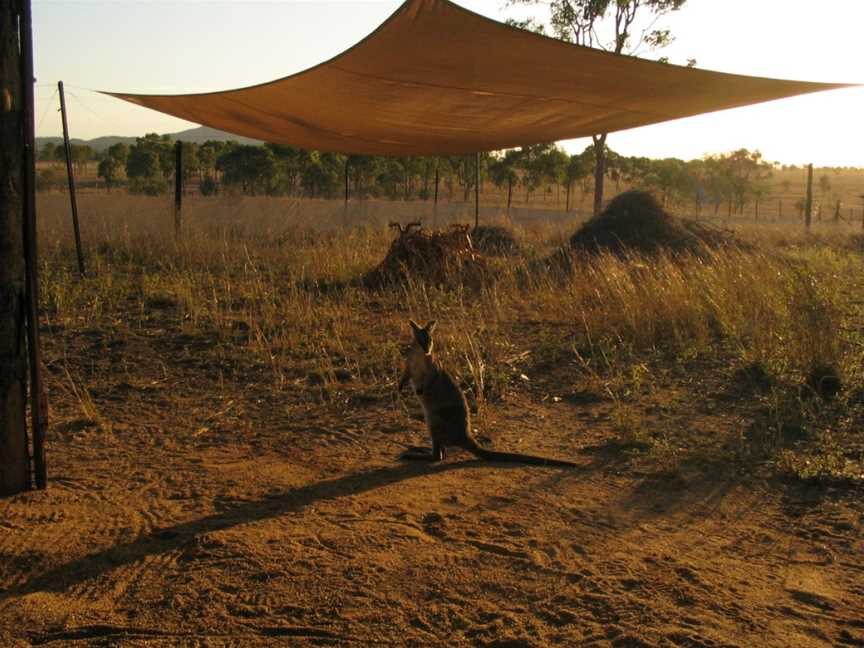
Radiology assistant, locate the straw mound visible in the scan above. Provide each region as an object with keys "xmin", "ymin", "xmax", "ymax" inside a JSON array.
[
  {"xmin": 471, "ymin": 225, "xmax": 520, "ymax": 256},
  {"xmin": 362, "ymin": 222, "xmax": 488, "ymax": 288},
  {"xmin": 569, "ymin": 190, "xmax": 738, "ymax": 256}
]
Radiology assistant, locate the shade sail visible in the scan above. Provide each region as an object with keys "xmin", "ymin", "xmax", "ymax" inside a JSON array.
[{"xmin": 107, "ymin": 0, "xmax": 852, "ymax": 156}]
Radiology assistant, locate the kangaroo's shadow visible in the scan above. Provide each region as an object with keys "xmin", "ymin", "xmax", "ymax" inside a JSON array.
[{"xmin": 5, "ymin": 457, "xmax": 593, "ymax": 600}]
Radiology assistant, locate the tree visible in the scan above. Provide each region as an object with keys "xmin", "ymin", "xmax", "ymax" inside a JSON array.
[
  {"xmin": 752, "ymin": 181, "xmax": 770, "ymax": 221},
  {"xmin": 564, "ymin": 150, "xmax": 592, "ymax": 211},
  {"xmin": 69, "ymin": 144, "xmax": 94, "ymax": 175},
  {"xmin": 38, "ymin": 141, "xmax": 57, "ymax": 163},
  {"xmin": 97, "ymin": 143, "xmax": 128, "ymax": 191},
  {"xmin": 642, "ymin": 157, "xmax": 688, "ymax": 207},
  {"xmin": 306, "ymin": 151, "xmax": 345, "ymax": 198},
  {"xmin": 346, "ymin": 154, "xmax": 380, "ymax": 198},
  {"xmin": 376, "ymin": 157, "xmax": 407, "ymax": 198},
  {"xmin": 700, "ymin": 149, "xmax": 771, "ymax": 220},
  {"xmin": 535, "ymin": 145, "xmax": 569, "ymax": 204},
  {"xmin": 517, "ymin": 143, "xmax": 556, "ymax": 203},
  {"xmin": 488, "ymin": 149, "xmax": 522, "ymax": 210},
  {"xmin": 266, "ymin": 143, "xmax": 303, "ymax": 195},
  {"xmin": 198, "ymin": 140, "xmax": 227, "ymax": 183},
  {"xmin": 507, "ymin": 0, "xmax": 688, "ymax": 215},
  {"xmin": 443, "ymin": 154, "xmax": 480, "ymax": 203},
  {"xmin": 97, "ymin": 157, "xmax": 121, "ymax": 190},
  {"xmin": 180, "ymin": 141, "xmax": 199, "ymax": 189},
  {"xmin": 216, "ymin": 145, "xmax": 276, "ymax": 195},
  {"xmin": 36, "ymin": 168, "xmax": 60, "ymax": 192},
  {"xmin": 126, "ymin": 133, "xmax": 173, "ymax": 195}
]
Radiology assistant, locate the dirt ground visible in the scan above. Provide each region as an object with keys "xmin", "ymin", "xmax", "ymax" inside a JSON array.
[{"xmin": 2, "ymin": 296, "xmax": 863, "ymax": 646}]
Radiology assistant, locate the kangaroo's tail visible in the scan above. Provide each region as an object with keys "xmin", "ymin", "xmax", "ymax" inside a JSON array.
[{"xmin": 463, "ymin": 438, "xmax": 577, "ymax": 467}]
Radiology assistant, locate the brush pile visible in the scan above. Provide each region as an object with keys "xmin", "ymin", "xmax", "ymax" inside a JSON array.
[
  {"xmin": 471, "ymin": 225, "xmax": 520, "ymax": 256},
  {"xmin": 569, "ymin": 190, "xmax": 739, "ymax": 257},
  {"xmin": 362, "ymin": 222, "xmax": 488, "ymax": 288}
]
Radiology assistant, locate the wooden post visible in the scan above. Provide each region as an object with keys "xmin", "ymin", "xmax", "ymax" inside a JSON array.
[
  {"xmin": 592, "ymin": 133, "xmax": 607, "ymax": 217},
  {"xmin": 22, "ymin": 0, "xmax": 46, "ymax": 490},
  {"xmin": 474, "ymin": 152, "xmax": 480, "ymax": 229},
  {"xmin": 804, "ymin": 164, "xmax": 813, "ymax": 228},
  {"xmin": 58, "ymin": 81, "xmax": 85, "ymax": 277},
  {"xmin": 1, "ymin": 0, "xmax": 32, "ymax": 495},
  {"xmin": 174, "ymin": 140, "xmax": 182, "ymax": 240},
  {"xmin": 777, "ymin": 199, "xmax": 782, "ymax": 222},
  {"xmin": 433, "ymin": 160, "xmax": 439, "ymax": 228}
]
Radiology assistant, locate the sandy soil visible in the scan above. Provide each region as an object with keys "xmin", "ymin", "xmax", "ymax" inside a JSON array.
[{"xmin": 1, "ymin": 309, "xmax": 862, "ymax": 647}]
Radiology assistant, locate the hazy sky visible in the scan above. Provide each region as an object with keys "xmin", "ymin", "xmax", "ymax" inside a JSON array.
[{"xmin": 33, "ymin": 0, "xmax": 863, "ymax": 166}]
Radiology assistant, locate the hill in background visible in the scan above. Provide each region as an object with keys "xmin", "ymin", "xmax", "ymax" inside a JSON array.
[{"xmin": 36, "ymin": 126, "xmax": 263, "ymax": 153}]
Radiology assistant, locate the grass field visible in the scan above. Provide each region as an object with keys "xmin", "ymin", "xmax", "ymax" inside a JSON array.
[{"xmin": 1, "ymin": 191, "xmax": 863, "ymax": 646}]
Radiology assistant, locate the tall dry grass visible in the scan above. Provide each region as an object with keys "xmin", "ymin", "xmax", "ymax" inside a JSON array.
[
  {"xmin": 33, "ymin": 191, "xmax": 864, "ymax": 485},
  {"xmin": 36, "ymin": 191, "xmax": 864, "ymax": 437},
  {"xmin": 38, "ymin": 193, "xmax": 860, "ymax": 376}
]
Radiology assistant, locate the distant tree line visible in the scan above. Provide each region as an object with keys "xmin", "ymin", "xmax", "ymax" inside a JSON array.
[{"xmin": 39, "ymin": 135, "xmax": 855, "ymax": 220}]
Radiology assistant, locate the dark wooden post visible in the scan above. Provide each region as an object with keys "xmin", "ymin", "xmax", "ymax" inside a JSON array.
[
  {"xmin": 474, "ymin": 152, "xmax": 480, "ymax": 229},
  {"xmin": 21, "ymin": 0, "xmax": 46, "ymax": 490},
  {"xmin": 592, "ymin": 133, "xmax": 607, "ymax": 217},
  {"xmin": 804, "ymin": 164, "xmax": 813, "ymax": 228},
  {"xmin": 777, "ymin": 199, "xmax": 782, "ymax": 222},
  {"xmin": 432, "ymin": 160, "xmax": 439, "ymax": 227},
  {"xmin": 0, "ymin": 0, "xmax": 32, "ymax": 495},
  {"xmin": 174, "ymin": 140, "xmax": 182, "ymax": 239},
  {"xmin": 58, "ymin": 81, "xmax": 85, "ymax": 277}
]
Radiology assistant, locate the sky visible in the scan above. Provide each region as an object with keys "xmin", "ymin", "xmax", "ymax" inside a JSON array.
[{"xmin": 32, "ymin": 0, "xmax": 864, "ymax": 167}]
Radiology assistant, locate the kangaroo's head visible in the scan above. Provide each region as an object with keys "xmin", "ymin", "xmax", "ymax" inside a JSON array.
[{"xmin": 398, "ymin": 319, "xmax": 437, "ymax": 392}]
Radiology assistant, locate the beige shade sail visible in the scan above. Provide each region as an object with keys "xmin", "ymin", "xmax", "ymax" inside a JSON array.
[{"xmin": 107, "ymin": 0, "xmax": 853, "ymax": 156}]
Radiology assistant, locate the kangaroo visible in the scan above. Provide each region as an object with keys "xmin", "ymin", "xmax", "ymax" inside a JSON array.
[{"xmin": 398, "ymin": 319, "xmax": 576, "ymax": 467}]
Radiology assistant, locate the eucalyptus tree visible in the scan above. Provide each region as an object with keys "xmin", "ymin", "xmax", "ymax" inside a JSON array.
[
  {"xmin": 300, "ymin": 151, "xmax": 344, "ymax": 198},
  {"xmin": 97, "ymin": 142, "xmax": 129, "ymax": 191},
  {"xmin": 506, "ymin": 0, "xmax": 689, "ymax": 214},
  {"xmin": 488, "ymin": 149, "xmax": 522, "ymax": 209},
  {"xmin": 126, "ymin": 133, "xmax": 174, "ymax": 195},
  {"xmin": 180, "ymin": 141, "xmax": 199, "ymax": 188},
  {"xmin": 564, "ymin": 149, "xmax": 594, "ymax": 211},
  {"xmin": 345, "ymin": 154, "xmax": 381, "ymax": 198},
  {"xmin": 198, "ymin": 140, "xmax": 228, "ymax": 182},
  {"xmin": 216, "ymin": 144, "xmax": 276, "ymax": 195}
]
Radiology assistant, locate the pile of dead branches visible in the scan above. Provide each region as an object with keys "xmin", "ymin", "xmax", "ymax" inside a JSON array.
[{"xmin": 361, "ymin": 222, "xmax": 488, "ymax": 288}]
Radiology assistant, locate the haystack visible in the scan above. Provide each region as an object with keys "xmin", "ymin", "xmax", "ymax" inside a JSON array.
[
  {"xmin": 362, "ymin": 222, "xmax": 488, "ymax": 288},
  {"xmin": 569, "ymin": 190, "xmax": 738, "ymax": 257}
]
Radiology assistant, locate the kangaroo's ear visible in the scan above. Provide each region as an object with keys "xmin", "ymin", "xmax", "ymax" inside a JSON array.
[
  {"xmin": 424, "ymin": 320, "xmax": 437, "ymax": 335},
  {"xmin": 409, "ymin": 319, "xmax": 422, "ymax": 334}
]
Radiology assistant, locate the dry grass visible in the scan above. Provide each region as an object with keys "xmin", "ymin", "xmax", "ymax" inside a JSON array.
[
  {"xmin": 3, "ymin": 190, "xmax": 861, "ymax": 646},
  {"xmin": 36, "ymin": 191, "xmax": 864, "ymax": 482}
]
